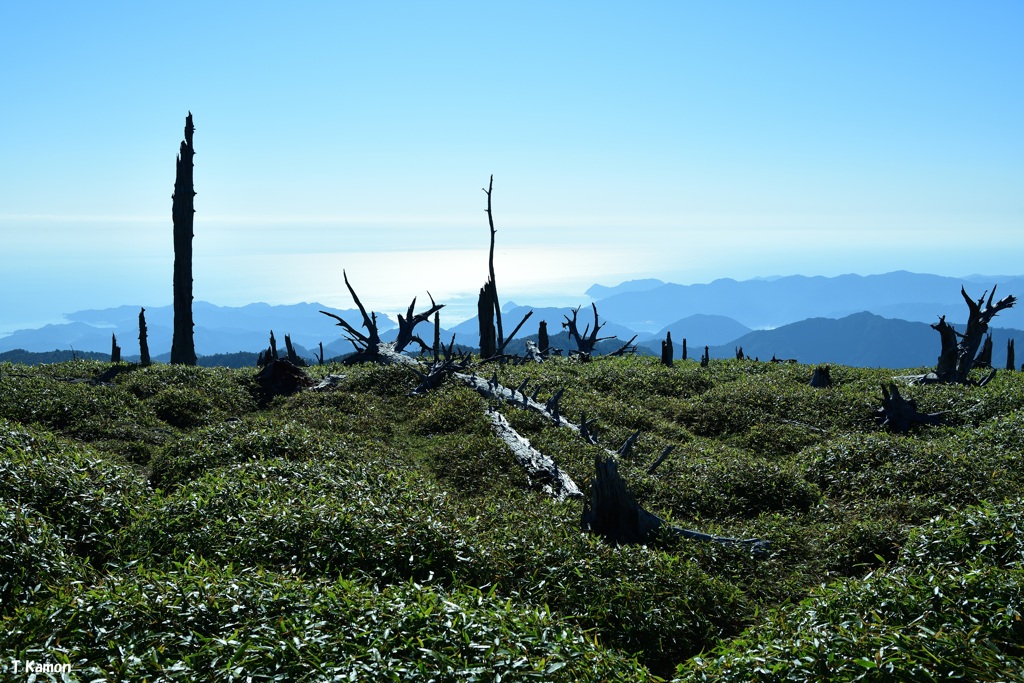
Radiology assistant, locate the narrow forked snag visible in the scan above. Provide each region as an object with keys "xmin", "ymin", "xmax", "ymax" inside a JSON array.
[{"xmin": 478, "ymin": 175, "xmax": 532, "ymax": 358}]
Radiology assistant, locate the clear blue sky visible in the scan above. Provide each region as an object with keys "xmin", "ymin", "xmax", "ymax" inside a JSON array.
[{"xmin": 2, "ymin": 2, "xmax": 1021, "ymax": 334}]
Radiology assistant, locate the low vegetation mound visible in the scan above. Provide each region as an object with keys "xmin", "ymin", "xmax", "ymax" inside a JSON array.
[{"xmin": 0, "ymin": 357, "xmax": 1021, "ymax": 680}]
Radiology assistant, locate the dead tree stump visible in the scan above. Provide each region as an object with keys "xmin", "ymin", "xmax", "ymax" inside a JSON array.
[
  {"xmin": 875, "ymin": 384, "xmax": 944, "ymax": 433},
  {"xmin": 809, "ymin": 365, "xmax": 832, "ymax": 388},
  {"xmin": 538, "ymin": 321, "xmax": 549, "ymax": 355},
  {"xmin": 581, "ymin": 456, "xmax": 663, "ymax": 544},
  {"xmin": 582, "ymin": 454, "xmax": 769, "ymax": 553},
  {"xmin": 1008, "ymin": 339, "xmax": 1016, "ymax": 372},
  {"xmin": 255, "ymin": 359, "xmax": 314, "ymax": 399},
  {"xmin": 932, "ymin": 286, "xmax": 1016, "ymax": 383},
  {"xmin": 110, "ymin": 334, "xmax": 121, "ymax": 364},
  {"xmin": 682, "ymin": 338, "xmax": 687, "ymax": 361},
  {"xmin": 700, "ymin": 346, "xmax": 710, "ymax": 367},
  {"xmin": 477, "ymin": 282, "xmax": 497, "ymax": 359},
  {"xmin": 661, "ymin": 331, "xmax": 673, "ymax": 367}
]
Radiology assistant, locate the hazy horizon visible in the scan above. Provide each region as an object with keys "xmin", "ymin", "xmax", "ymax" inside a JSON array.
[{"xmin": 3, "ymin": 3, "xmax": 1021, "ymax": 335}]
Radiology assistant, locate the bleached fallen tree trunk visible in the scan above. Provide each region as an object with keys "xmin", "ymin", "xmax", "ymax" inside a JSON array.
[{"xmin": 487, "ymin": 409, "xmax": 582, "ymax": 501}]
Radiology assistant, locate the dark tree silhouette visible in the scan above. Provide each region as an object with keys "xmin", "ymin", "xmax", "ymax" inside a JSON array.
[
  {"xmin": 110, "ymin": 334, "xmax": 121, "ymax": 363},
  {"xmin": 138, "ymin": 308, "xmax": 151, "ymax": 367},
  {"xmin": 170, "ymin": 112, "xmax": 197, "ymax": 366},
  {"xmin": 477, "ymin": 175, "xmax": 531, "ymax": 358},
  {"xmin": 932, "ymin": 287, "xmax": 1016, "ymax": 384},
  {"xmin": 661, "ymin": 331, "xmax": 673, "ymax": 366},
  {"xmin": 321, "ymin": 270, "xmax": 443, "ymax": 365}
]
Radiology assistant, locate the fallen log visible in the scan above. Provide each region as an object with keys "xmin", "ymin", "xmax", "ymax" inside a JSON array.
[
  {"xmin": 487, "ymin": 409, "xmax": 582, "ymax": 501},
  {"xmin": 454, "ymin": 372, "xmax": 580, "ymax": 433}
]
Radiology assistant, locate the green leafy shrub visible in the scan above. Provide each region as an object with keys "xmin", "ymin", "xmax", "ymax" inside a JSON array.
[
  {"xmin": 123, "ymin": 458, "xmax": 472, "ymax": 584},
  {"xmin": 1, "ymin": 558, "xmax": 652, "ymax": 681},
  {"xmin": 0, "ymin": 420, "xmax": 148, "ymax": 564},
  {"xmin": 0, "ymin": 500, "xmax": 87, "ymax": 615},
  {"xmin": 148, "ymin": 418, "xmax": 346, "ymax": 490}
]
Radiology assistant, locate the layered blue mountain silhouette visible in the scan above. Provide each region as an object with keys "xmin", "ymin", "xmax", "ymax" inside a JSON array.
[{"xmin": 3, "ymin": 271, "xmax": 1023, "ymax": 368}]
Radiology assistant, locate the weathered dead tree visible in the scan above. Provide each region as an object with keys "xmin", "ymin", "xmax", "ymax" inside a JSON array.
[
  {"xmin": 138, "ymin": 308, "xmax": 151, "ymax": 367},
  {"xmin": 1008, "ymin": 339, "xmax": 1016, "ymax": 372},
  {"xmin": 321, "ymin": 270, "xmax": 442, "ymax": 365},
  {"xmin": 809, "ymin": 365, "xmax": 832, "ymax": 388},
  {"xmin": 682, "ymin": 338, "xmax": 687, "ymax": 361},
  {"xmin": 170, "ymin": 112, "xmax": 197, "ymax": 366},
  {"xmin": 735, "ymin": 346, "xmax": 744, "ymax": 360},
  {"xmin": 661, "ymin": 331, "xmax": 673, "ymax": 366},
  {"xmin": 563, "ymin": 303, "xmax": 614, "ymax": 361},
  {"xmin": 487, "ymin": 409, "xmax": 582, "ymax": 501},
  {"xmin": 477, "ymin": 175, "xmax": 532, "ymax": 359},
  {"xmin": 700, "ymin": 346, "xmax": 710, "ymax": 367},
  {"xmin": 538, "ymin": 321, "xmax": 549, "ymax": 354},
  {"xmin": 316, "ymin": 342, "xmax": 325, "ymax": 366},
  {"xmin": 582, "ymin": 454, "xmax": 769, "ymax": 553},
  {"xmin": 932, "ymin": 286, "xmax": 1016, "ymax": 384},
  {"xmin": 110, "ymin": 334, "xmax": 121, "ymax": 363},
  {"xmin": 875, "ymin": 384, "xmax": 944, "ymax": 433}
]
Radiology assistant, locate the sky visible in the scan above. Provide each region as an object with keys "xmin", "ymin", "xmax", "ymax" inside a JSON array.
[{"xmin": 1, "ymin": 2, "xmax": 1022, "ymax": 335}]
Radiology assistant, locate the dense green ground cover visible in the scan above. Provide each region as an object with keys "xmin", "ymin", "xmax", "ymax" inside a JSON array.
[{"xmin": 1, "ymin": 357, "xmax": 1022, "ymax": 681}]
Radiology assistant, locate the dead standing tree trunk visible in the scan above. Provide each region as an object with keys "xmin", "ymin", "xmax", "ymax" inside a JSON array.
[
  {"xmin": 661, "ymin": 331, "xmax": 673, "ymax": 366},
  {"xmin": 932, "ymin": 286, "xmax": 1016, "ymax": 384},
  {"xmin": 110, "ymin": 334, "xmax": 121, "ymax": 363},
  {"xmin": 170, "ymin": 112, "xmax": 197, "ymax": 366},
  {"xmin": 138, "ymin": 308, "xmax": 151, "ymax": 367},
  {"xmin": 477, "ymin": 176, "xmax": 532, "ymax": 358}
]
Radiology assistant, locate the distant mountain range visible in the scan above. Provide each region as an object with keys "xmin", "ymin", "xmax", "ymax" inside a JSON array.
[{"xmin": 2, "ymin": 271, "xmax": 1022, "ymax": 369}]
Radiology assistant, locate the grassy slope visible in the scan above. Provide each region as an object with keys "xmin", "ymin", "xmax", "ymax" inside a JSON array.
[{"xmin": 0, "ymin": 357, "xmax": 1021, "ymax": 681}]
